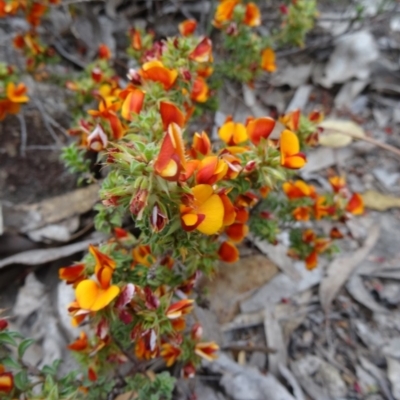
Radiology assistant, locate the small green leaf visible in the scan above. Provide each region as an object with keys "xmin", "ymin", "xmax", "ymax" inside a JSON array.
[
  {"xmin": 18, "ymin": 338, "xmax": 35, "ymax": 359},
  {"xmin": 1, "ymin": 355, "xmax": 21, "ymax": 369},
  {"xmin": 14, "ymin": 370, "xmax": 29, "ymax": 391},
  {"xmin": 0, "ymin": 331, "xmax": 17, "ymax": 346}
]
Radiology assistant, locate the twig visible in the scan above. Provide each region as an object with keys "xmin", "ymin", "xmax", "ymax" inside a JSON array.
[
  {"xmin": 26, "ymin": 145, "xmax": 61, "ymax": 150},
  {"xmin": 324, "ymin": 128, "xmax": 400, "ymax": 157},
  {"xmin": 52, "ymin": 39, "xmax": 87, "ymax": 69},
  {"xmin": 17, "ymin": 112, "xmax": 27, "ymax": 157},
  {"xmin": 221, "ymin": 344, "xmax": 277, "ymax": 354},
  {"xmin": 32, "ymin": 99, "xmax": 63, "ymax": 145}
]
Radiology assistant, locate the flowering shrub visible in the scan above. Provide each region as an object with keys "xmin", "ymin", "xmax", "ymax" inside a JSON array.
[{"xmin": 0, "ymin": 1, "xmax": 364, "ymax": 399}]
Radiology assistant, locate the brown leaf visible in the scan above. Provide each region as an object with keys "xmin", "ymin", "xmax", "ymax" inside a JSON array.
[
  {"xmin": 362, "ymin": 190, "xmax": 400, "ymax": 211},
  {"xmin": 319, "ymin": 224, "xmax": 380, "ymax": 313}
]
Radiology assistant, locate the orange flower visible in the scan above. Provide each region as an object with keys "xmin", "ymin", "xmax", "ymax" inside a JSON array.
[
  {"xmin": 166, "ymin": 299, "xmax": 194, "ymax": 319},
  {"xmin": 308, "ymin": 109, "xmax": 324, "ymax": 123},
  {"xmin": 260, "ymin": 186, "xmax": 270, "ymax": 198},
  {"xmin": 218, "ymin": 241, "xmax": 239, "ymax": 263},
  {"xmin": 181, "ymin": 184, "xmax": 225, "ymax": 235},
  {"xmin": 191, "ymin": 131, "xmax": 211, "ymax": 156},
  {"xmin": 68, "ymin": 332, "xmax": 88, "ymax": 351},
  {"xmin": 0, "ymin": 371, "xmax": 13, "ymax": 394},
  {"xmin": 314, "ymin": 238, "xmax": 331, "ymax": 254},
  {"xmin": 330, "ymin": 227, "xmax": 344, "ymax": 239},
  {"xmin": 214, "ymin": 0, "xmax": 239, "ymax": 26},
  {"xmin": 119, "ymin": 86, "xmax": 145, "ymax": 121},
  {"xmin": 244, "ymin": 2, "xmax": 261, "ymax": 27},
  {"xmin": 225, "ymin": 223, "xmax": 249, "ymax": 243},
  {"xmin": 74, "ymin": 246, "xmax": 119, "ymax": 312},
  {"xmin": 261, "ymin": 48, "xmax": 277, "ymax": 73},
  {"xmin": 140, "ymin": 60, "xmax": 178, "ymax": 90},
  {"xmin": 179, "ymin": 19, "xmax": 197, "ymax": 36},
  {"xmin": 302, "ymin": 229, "xmax": 316, "ymax": 243},
  {"xmin": 305, "ymin": 251, "xmax": 318, "ymax": 270},
  {"xmin": 26, "ymin": 2, "xmax": 47, "ymax": 26},
  {"xmin": 59, "ymin": 263, "xmax": 86, "ymax": 285},
  {"xmin": 98, "ymin": 44, "xmax": 112, "ymax": 60},
  {"xmin": 190, "ymin": 37, "xmax": 212, "ymax": 63},
  {"xmin": 221, "ymin": 153, "xmax": 242, "ymax": 179},
  {"xmin": 329, "ymin": 176, "xmax": 346, "ymax": 193},
  {"xmin": 75, "ymin": 280, "xmax": 120, "ymax": 312},
  {"xmin": 283, "ymin": 180, "xmax": 315, "ymax": 199},
  {"xmin": 280, "ymin": 109, "xmax": 300, "ymax": 131},
  {"xmin": 6, "ymin": 82, "xmax": 29, "ymax": 103},
  {"xmin": 161, "ymin": 343, "xmax": 181, "ymax": 367},
  {"xmin": 293, "ymin": 206, "xmax": 310, "ymax": 221},
  {"xmin": 132, "ymin": 245, "xmax": 154, "ymax": 267},
  {"xmin": 197, "ymin": 64, "xmax": 214, "ymax": 78},
  {"xmin": 314, "ymin": 196, "xmax": 331, "ymax": 220},
  {"xmin": 88, "ymin": 367, "xmax": 97, "ymax": 382},
  {"xmin": 246, "ymin": 117, "xmax": 275, "ymax": 145},
  {"xmin": 280, "ymin": 130, "xmax": 306, "ymax": 169},
  {"xmin": 196, "ymin": 156, "xmax": 228, "ymax": 185},
  {"xmin": 154, "ymin": 122, "xmax": 187, "ymax": 181},
  {"xmin": 130, "ymin": 28, "xmax": 142, "ymax": 51},
  {"xmin": 346, "ymin": 193, "xmax": 364, "ymax": 215},
  {"xmin": 219, "ymin": 120, "xmax": 248, "ymax": 145},
  {"xmin": 191, "ymin": 76, "xmax": 209, "ymax": 103},
  {"xmin": 160, "ymin": 101, "xmax": 186, "ymax": 130},
  {"xmin": 195, "ymin": 342, "xmax": 219, "ymax": 361}
]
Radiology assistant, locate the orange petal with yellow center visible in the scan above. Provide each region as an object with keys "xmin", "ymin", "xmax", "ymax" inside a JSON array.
[
  {"xmin": 193, "ymin": 131, "xmax": 211, "ymax": 155},
  {"xmin": 196, "ymin": 156, "xmax": 218, "ymax": 184},
  {"xmin": 181, "ymin": 213, "xmax": 205, "ymax": 232},
  {"xmin": 140, "ymin": 60, "xmax": 178, "ymax": 90},
  {"xmin": 244, "ymin": 2, "xmax": 261, "ymax": 27},
  {"xmin": 6, "ymin": 82, "xmax": 29, "ymax": 103},
  {"xmin": 261, "ymin": 48, "xmax": 277, "ymax": 73},
  {"xmin": 89, "ymin": 245, "xmax": 116, "ymax": 274},
  {"xmin": 346, "ymin": 193, "xmax": 364, "ymax": 215},
  {"xmin": 246, "ymin": 117, "xmax": 275, "ymax": 145},
  {"xmin": 59, "ymin": 264, "xmax": 85, "ymax": 283},
  {"xmin": 0, "ymin": 372, "xmax": 13, "ymax": 393},
  {"xmin": 97, "ymin": 266, "xmax": 113, "ymax": 290},
  {"xmin": 283, "ymin": 155, "xmax": 306, "ymax": 169},
  {"xmin": 214, "ymin": 0, "xmax": 238, "ymax": 25},
  {"xmin": 121, "ymin": 89, "xmax": 145, "ymax": 121},
  {"xmin": 305, "ymin": 251, "xmax": 318, "ymax": 270},
  {"xmin": 160, "ymin": 101, "xmax": 185, "ymax": 130},
  {"xmin": 191, "ymin": 77, "xmax": 209, "ymax": 103},
  {"xmin": 190, "ymin": 37, "xmax": 212, "ymax": 63},
  {"xmin": 179, "ymin": 19, "xmax": 197, "ymax": 36},
  {"xmin": 218, "ymin": 241, "xmax": 239, "ymax": 263}
]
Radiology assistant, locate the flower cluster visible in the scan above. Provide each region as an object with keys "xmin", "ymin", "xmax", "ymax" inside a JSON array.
[
  {"xmin": 7, "ymin": 0, "xmax": 59, "ymax": 71},
  {"xmin": 0, "ymin": 63, "xmax": 29, "ymax": 120}
]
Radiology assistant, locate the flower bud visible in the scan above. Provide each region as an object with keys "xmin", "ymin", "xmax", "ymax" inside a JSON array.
[
  {"xmin": 150, "ymin": 203, "xmax": 168, "ymax": 233},
  {"xmin": 87, "ymin": 124, "xmax": 108, "ymax": 152},
  {"xmin": 127, "ymin": 68, "xmax": 142, "ymax": 85},
  {"xmin": 244, "ymin": 160, "xmax": 257, "ymax": 173},
  {"xmin": 191, "ymin": 323, "xmax": 203, "ymax": 340},
  {"xmin": 226, "ymin": 22, "xmax": 238, "ymax": 36},
  {"xmin": 129, "ymin": 188, "xmax": 148, "ymax": 219},
  {"xmin": 91, "ymin": 67, "xmax": 103, "ymax": 83}
]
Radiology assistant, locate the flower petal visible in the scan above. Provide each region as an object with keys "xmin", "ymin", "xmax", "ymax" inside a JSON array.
[
  {"xmin": 91, "ymin": 285, "xmax": 120, "ymax": 311},
  {"xmin": 218, "ymin": 241, "xmax": 239, "ymax": 263},
  {"xmin": 197, "ymin": 194, "xmax": 224, "ymax": 235},
  {"xmin": 76, "ymin": 280, "xmax": 99, "ymax": 310}
]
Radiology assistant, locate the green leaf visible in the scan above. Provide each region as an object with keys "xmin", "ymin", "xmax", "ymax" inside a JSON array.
[
  {"xmin": 14, "ymin": 370, "xmax": 29, "ymax": 391},
  {"xmin": 1, "ymin": 355, "xmax": 21, "ymax": 369},
  {"xmin": 0, "ymin": 331, "xmax": 18, "ymax": 346},
  {"xmin": 18, "ymin": 338, "xmax": 35, "ymax": 359}
]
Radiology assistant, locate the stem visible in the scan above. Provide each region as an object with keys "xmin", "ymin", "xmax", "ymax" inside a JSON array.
[{"xmin": 324, "ymin": 128, "xmax": 400, "ymax": 157}]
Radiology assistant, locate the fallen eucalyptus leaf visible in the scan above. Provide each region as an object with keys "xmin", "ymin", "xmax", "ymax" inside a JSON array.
[
  {"xmin": 318, "ymin": 120, "xmax": 366, "ymax": 148},
  {"xmin": 363, "ymin": 190, "xmax": 400, "ymax": 211},
  {"xmin": 319, "ymin": 225, "xmax": 380, "ymax": 313}
]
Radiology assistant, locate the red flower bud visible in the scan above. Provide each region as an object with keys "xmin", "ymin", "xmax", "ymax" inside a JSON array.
[
  {"xmin": 129, "ymin": 189, "xmax": 148, "ymax": 219},
  {"xmin": 150, "ymin": 203, "xmax": 168, "ymax": 233},
  {"xmin": 279, "ymin": 4, "xmax": 289, "ymax": 14},
  {"xmin": 91, "ymin": 67, "xmax": 103, "ymax": 83},
  {"xmin": 87, "ymin": 124, "xmax": 108, "ymax": 152},
  {"xmin": 0, "ymin": 318, "xmax": 8, "ymax": 331},
  {"xmin": 127, "ymin": 68, "xmax": 142, "ymax": 85},
  {"xmin": 191, "ymin": 323, "xmax": 203, "ymax": 340}
]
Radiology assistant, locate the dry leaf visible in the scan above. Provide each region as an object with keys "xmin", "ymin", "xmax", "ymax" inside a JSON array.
[
  {"xmin": 318, "ymin": 120, "xmax": 365, "ymax": 148},
  {"xmin": 346, "ymin": 274, "xmax": 388, "ymax": 313},
  {"xmin": 362, "ymin": 190, "xmax": 400, "ymax": 211},
  {"xmin": 319, "ymin": 225, "xmax": 380, "ymax": 313},
  {"xmin": 264, "ymin": 305, "xmax": 287, "ymax": 375}
]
